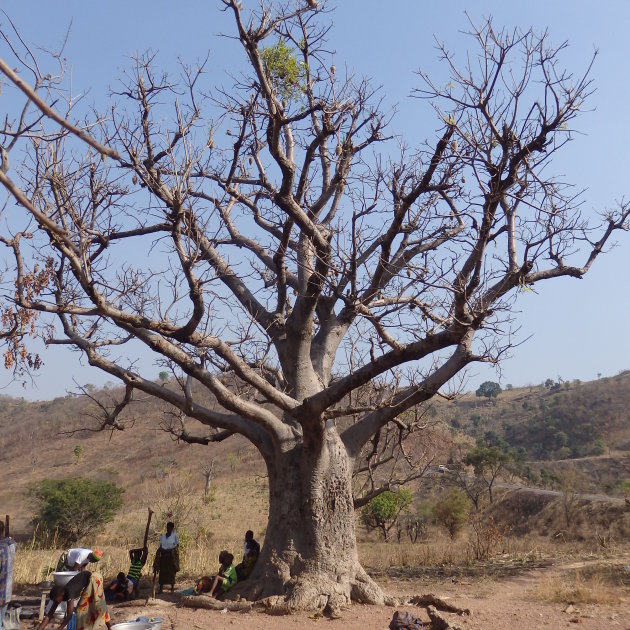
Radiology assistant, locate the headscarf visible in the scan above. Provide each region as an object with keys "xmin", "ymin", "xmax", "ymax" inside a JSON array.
[{"xmin": 90, "ymin": 549, "xmax": 103, "ymax": 561}]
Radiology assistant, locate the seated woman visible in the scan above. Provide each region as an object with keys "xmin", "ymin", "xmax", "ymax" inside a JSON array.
[{"xmin": 196, "ymin": 551, "xmax": 237, "ymax": 598}]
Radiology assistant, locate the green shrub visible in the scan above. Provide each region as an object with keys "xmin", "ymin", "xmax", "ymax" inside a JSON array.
[
  {"xmin": 432, "ymin": 489, "xmax": 470, "ymax": 539},
  {"xmin": 29, "ymin": 477, "xmax": 124, "ymax": 546}
]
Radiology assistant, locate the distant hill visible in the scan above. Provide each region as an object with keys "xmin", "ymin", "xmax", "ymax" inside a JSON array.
[{"xmin": 439, "ymin": 371, "xmax": 630, "ymax": 460}]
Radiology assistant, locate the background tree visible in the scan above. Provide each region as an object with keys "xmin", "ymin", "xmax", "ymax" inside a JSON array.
[
  {"xmin": 432, "ymin": 488, "xmax": 470, "ymax": 539},
  {"xmin": 29, "ymin": 478, "xmax": 124, "ymax": 546},
  {"xmin": 475, "ymin": 381, "xmax": 502, "ymax": 399},
  {"xmin": 360, "ymin": 488, "xmax": 413, "ymax": 541},
  {"xmin": 0, "ymin": 1, "xmax": 628, "ymax": 612},
  {"xmin": 158, "ymin": 371, "xmax": 170, "ymax": 384},
  {"xmin": 464, "ymin": 443, "xmax": 514, "ymax": 503},
  {"xmin": 556, "ymin": 466, "xmax": 584, "ymax": 528}
]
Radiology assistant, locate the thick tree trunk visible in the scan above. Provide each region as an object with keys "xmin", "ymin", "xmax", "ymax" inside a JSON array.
[{"xmin": 233, "ymin": 425, "xmax": 385, "ymax": 611}]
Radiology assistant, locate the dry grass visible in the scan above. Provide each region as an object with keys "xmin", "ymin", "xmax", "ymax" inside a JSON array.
[
  {"xmin": 531, "ymin": 566, "xmax": 625, "ymax": 605},
  {"xmin": 13, "ymin": 474, "xmax": 270, "ymax": 586},
  {"xmin": 12, "ymin": 467, "xmax": 630, "ymax": 590}
]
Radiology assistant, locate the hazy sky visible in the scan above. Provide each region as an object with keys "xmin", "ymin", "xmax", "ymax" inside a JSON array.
[{"xmin": 1, "ymin": 1, "xmax": 629, "ymax": 400}]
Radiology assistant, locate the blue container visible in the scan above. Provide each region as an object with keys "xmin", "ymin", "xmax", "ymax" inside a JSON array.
[{"xmin": 66, "ymin": 612, "xmax": 77, "ymax": 630}]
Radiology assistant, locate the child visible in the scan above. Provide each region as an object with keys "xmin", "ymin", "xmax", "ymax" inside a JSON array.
[
  {"xmin": 126, "ymin": 546, "xmax": 148, "ymax": 598},
  {"xmin": 205, "ymin": 551, "xmax": 237, "ymax": 598},
  {"xmin": 105, "ymin": 572, "xmax": 131, "ymax": 602}
]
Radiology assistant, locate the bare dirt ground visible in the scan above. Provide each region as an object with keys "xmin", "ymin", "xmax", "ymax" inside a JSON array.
[{"xmin": 18, "ymin": 560, "xmax": 630, "ymax": 629}]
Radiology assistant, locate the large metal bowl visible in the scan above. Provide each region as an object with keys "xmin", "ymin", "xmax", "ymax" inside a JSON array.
[
  {"xmin": 136, "ymin": 617, "xmax": 163, "ymax": 630},
  {"xmin": 52, "ymin": 571, "xmax": 79, "ymax": 586},
  {"xmin": 111, "ymin": 624, "xmax": 153, "ymax": 630}
]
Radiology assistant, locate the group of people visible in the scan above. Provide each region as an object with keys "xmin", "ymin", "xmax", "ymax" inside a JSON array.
[
  {"xmin": 188, "ymin": 530, "xmax": 261, "ymax": 598},
  {"xmin": 0, "ymin": 520, "xmax": 261, "ymax": 630},
  {"xmin": 150, "ymin": 522, "xmax": 261, "ymax": 599},
  {"xmin": 104, "ymin": 546, "xmax": 148, "ymax": 602}
]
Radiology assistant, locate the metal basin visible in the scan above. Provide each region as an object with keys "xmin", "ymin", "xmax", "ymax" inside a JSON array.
[
  {"xmin": 111, "ymin": 624, "xmax": 154, "ymax": 630},
  {"xmin": 132, "ymin": 617, "xmax": 163, "ymax": 630},
  {"xmin": 53, "ymin": 571, "xmax": 79, "ymax": 586}
]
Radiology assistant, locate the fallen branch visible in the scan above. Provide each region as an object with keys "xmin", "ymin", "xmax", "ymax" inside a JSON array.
[
  {"xmin": 179, "ymin": 595, "xmax": 252, "ymax": 612},
  {"xmin": 408, "ymin": 594, "xmax": 470, "ymax": 616},
  {"xmin": 113, "ymin": 598, "xmax": 176, "ymax": 609},
  {"xmin": 427, "ymin": 605, "xmax": 462, "ymax": 630}
]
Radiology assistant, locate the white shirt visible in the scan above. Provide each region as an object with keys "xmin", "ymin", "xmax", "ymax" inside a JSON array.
[
  {"xmin": 159, "ymin": 532, "xmax": 179, "ymax": 550},
  {"xmin": 66, "ymin": 548, "xmax": 92, "ymax": 568}
]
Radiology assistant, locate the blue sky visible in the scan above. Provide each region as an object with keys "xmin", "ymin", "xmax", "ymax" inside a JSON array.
[{"xmin": 1, "ymin": 1, "xmax": 629, "ymax": 399}]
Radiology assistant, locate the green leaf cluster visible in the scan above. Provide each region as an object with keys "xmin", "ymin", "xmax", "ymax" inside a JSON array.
[{"xmin": 260, "ymin": 40, "xmax": 306, "ymax": 102}]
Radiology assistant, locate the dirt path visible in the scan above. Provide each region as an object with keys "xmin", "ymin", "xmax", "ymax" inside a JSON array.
[
  {"xmin": 18, "ymin": 561, "xmax": 630, "ymax": 629},
  {"xmin": 115, "ymin": 563, "xmax": 630, "ymax": 629}
]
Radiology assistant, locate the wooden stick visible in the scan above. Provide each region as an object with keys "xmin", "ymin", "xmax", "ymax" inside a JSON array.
[
  {"xmin": 4, "ymin": 514, "xmax": 9, "ymax": 537},
  {"xmin": 143, "ymin": 508, "xmax": 153, "ymax": 549}
]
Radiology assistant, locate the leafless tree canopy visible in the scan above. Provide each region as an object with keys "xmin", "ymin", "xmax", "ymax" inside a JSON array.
[{"xmin": 0, "ymin": 4, "xmax": 627, "ymax": 603}]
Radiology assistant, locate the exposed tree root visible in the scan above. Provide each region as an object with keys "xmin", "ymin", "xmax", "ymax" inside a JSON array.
[
  {"xmin": 350, "ymin": 565, "xmax": 387, "ymax": 605},
  {"xmin": 179, "ymin": 572, "xmax": 469, "ymax": 626}
]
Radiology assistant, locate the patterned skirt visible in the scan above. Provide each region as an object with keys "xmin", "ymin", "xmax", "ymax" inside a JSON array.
[{"xmin": 75, "ymin": 572, "xmax": 111, "ymax": 630}]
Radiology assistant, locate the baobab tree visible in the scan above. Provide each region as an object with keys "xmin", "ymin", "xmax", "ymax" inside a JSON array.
[{"xmin": 0, "ymin": 0, "xmax": 628, "ymax": 612}]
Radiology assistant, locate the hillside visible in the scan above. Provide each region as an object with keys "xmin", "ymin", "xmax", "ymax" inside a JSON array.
[
  {"xmin": 2, "ymin": 372, "xmax": 630, "ymax": 534},
  {"xmin": 439, "ymin": 371, "xmax": 630, "ymax": 460},
  {"xmin": 0, "ymin": 384, "xmax": 262, "ymax": 534}
]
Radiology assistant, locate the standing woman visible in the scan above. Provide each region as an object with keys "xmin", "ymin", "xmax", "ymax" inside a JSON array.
[{"xmin": 153, "ymin": 522, "xmax": 179, "ymax": 593}]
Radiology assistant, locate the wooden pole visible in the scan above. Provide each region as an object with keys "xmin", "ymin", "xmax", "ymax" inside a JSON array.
[
  {"xmin": 38, "ymin": 592, "xmax": 47, "ymax": 621},
  {"xmin": 4, "ymin": 514, "xmax": 9, "ymax": 538},
  {"xmin": 143, "ymin": 508, "xmax": 153, "ymax": 549}
]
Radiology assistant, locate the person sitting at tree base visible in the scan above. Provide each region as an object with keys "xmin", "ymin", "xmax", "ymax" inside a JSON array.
[
  {"xmin": 235, "ymin": 530, "xmax": 260, "ymax": 581},
  {"xmin": 203, "ymin": 551, "xmax": 237, "ymax": 598}
]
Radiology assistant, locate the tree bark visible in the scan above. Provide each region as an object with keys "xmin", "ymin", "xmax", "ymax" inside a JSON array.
[{"xmin": 234, "ymin": 424, "xmax": 385, "ymax": 611}]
